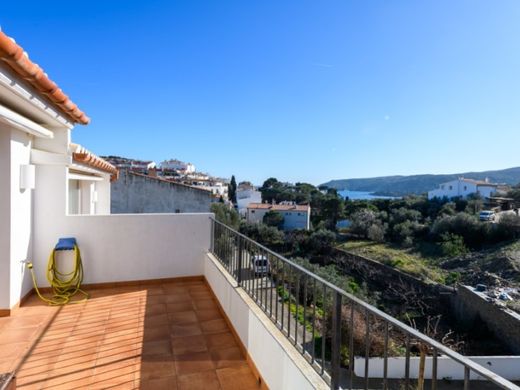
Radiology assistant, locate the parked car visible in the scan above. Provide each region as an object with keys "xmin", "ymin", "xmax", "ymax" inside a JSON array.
[
  {"xmin": 251, "ymin": 254, "xmax": 270, "ymax": 276},
  {"xmin": 479, "ymin": 210, "xmax": 496, "ymax": 222}
]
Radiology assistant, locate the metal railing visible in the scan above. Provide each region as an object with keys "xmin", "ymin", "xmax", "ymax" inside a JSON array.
[{"xmin": 210, "ymin": 218, "xmax": 519, "ymax": 390}]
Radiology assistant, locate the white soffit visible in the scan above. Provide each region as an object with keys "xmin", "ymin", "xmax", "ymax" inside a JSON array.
[
  {"xmin": 0, "ymin": 103, "xmax": 53, "ymax": 138},
  {"xmin": 68, "ymin": 172, "xmax": 103, "ymax": 181}
]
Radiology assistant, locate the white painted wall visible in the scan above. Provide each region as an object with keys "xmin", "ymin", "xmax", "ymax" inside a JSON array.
[
  {"xmin": 9, "ymin": 129, "xmax": 33, "ymax": 307},
  {"xmin": 32, "ymin": 213, "xmax": 212, "ymax": 286},
  {"xmin": 246, "ymin": 208, "xmax": 310, "ymax": 230},
  {"xmin": 354, "ymin": 356, "xmax": 520, "ymax": 381},
  {"xmin": 0, "ymin": 126, "xmax": 11, "ymax": 309},
  {"xmin": 428, "ymin": 179, "xmax": 498, "ymax": 200},
  {"xmin": 204, "ymin": 253, "xmax": 327, "ymax": 390}
]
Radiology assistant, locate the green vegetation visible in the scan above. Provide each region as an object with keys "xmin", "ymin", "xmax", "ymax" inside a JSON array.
[
  {"xmin": 228, "ymin": 175, "xmax": 237, "ymax": 204},
  {"xmin": 211, "ymin": 203, "xmax": 240, "ymax": 229},
  {"xmin": 339, "ymin": 240, "xmax": 447, "ymax": 284},
  {"xmin": 263, "ymin": 210, "xmax": 284, "ymax": 229}
]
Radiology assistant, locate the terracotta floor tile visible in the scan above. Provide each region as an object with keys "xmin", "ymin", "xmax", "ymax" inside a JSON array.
[
  {"xmin": 143, "ymin": 294, "xmax": 167, "ymax": 305},
  {"xmin": 177, "ymin": 370, "xmax": 220, "ymax": 390},
  {"xmin": 90, "ymin": 363, "xmax": 138, "ymax": 389},
  {"xmin": 0, "ymin": 358, "xmax": 16, "ymax": 373},
  {"xmin": 164, "ymin": 293, "xmax": 192, "ymax": 304},
  {"xmin": 142, "ymin": 313, "xmax": 169, "ymax": 328},
  {"xmin": 138, "ymin": 375, "xmax": 178, "ymax": 390},
  {"xmin": 142, "ymin": 339, "xmax": 172, "ymax": 357},
  {"xmin": 143, "ymin": 303, "xmax": 167, "ymax": 316},
  {"xmin": 140, "ymin": 355, "xmax": 176, "ymax": 380},
  {"xmin": 1, "ymin": 314, "xmax": 49, "ymax": 329},
  {"xmin": 170, "ymin": 322, "xmax": 203, "ymax": 338},
  {"xmin": 143, "ymin": 325, "xmax": 170, "ymax": 342},
  {"xmin": 216, "ymin": 363, "xmax": 261, "ymax": 390},
  {"xmin": 189, "ymin": 290, "xmax": 213, "ymax": 298},
  {"xmin": 205, "ymin": 332, "xmax": 238, "ymax": 351},
  {"xmin": 192, "ymin": 299, "xmax": 216, "ymax": 310},
  {"xmin": 0, "ymin": 326, "xmax": 40, "ymax": 344},
  {"xmin": 195, "ymin": 308, "xmax": 223, "ymax": 321},
  {"xmin": 43, "ymin": 366, "xmax": 94, "ymax": 389},
  {"xmin": 174, "ymin": 351, "xmax": 215, "ymax": 376},
  {"xmin": 8, "ymin": 282, "xmax": 258, "ymax": 390},
  {"xmin": 210, "ymin": 346, "xmax": 246, "ymax": 369},
  {"xmin": 0, "ymin": 341, "xmax": 28, "ymax": 360},
  {"xmin": 168, "ymin": 310, "xmax": 198, "ymax": 325},
  {"xmin": 171, "ymin": 334, "xmax": 208, "ymax": 356},
  {"xmin": 200, "ymin": 318, "xmax": 229, "ymax": 334},
  {"xmin": 166, "ymin": 301, "xmax": 194, "ymax": 313}
]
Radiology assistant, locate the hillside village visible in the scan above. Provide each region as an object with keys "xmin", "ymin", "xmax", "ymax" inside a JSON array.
[{"xmin": 2, "ymin": 5, "xmax": 520, "ymax": 390}]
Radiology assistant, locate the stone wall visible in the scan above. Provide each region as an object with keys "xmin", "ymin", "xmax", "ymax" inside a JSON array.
[
  {"xmin": 111, "ymin": 170, "xmax": 213, "ymax": 214},
  {"xmin": 452, "ymin": 286, "xmax": 520, "ymax": 354}
]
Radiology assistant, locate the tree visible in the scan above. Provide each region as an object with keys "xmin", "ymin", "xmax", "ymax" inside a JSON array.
[
  {"xmin": 263, "ymin": 210, "xmax": 284, "ymax": 229},
  {"xmin": 211, "ymin": 203, "xmax": 240, "ymax": 229},
  {"xmin": 228, "ymin": 175, "xmax": 237, "ymax": 204}
]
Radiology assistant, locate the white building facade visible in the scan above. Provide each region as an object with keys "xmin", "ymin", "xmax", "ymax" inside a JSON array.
[
  {"xmin": 246, "ymin": 203, "xmax": 311, "ymax": 230},
  {"xmin": 236, "ymin": 187, "xmax": 262, "ymax": 216},
  {"xmin": 428, "ymin": 178, "xmax": 499, "ymax": 200},
  {"xmin": 161, "ymin": 158, "xmax": 195, "ymax": 173},
  {"xmin": 0, "ymin": 31, "xmax": 116, "ymax": 312}
]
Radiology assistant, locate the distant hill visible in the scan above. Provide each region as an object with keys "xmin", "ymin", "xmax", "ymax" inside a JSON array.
[{"xmin": 322, "ymin": 167, "xmax": 520, "ymax": 196}]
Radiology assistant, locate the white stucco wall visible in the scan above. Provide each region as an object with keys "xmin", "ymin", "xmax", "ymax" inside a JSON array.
[
  {"xmin": 204, "ymin": 253, "xmax": 327, "ymax": 390},
  {"xmin": 32, "ymin": 213, "xmax": 212, "ymax": 286},
  {"xmin": 354, "ymin": 356, "xmax": 520, "ymax": 381},
  {"xmin": 246, "ymin": 208, "xmax": 310, "ymax": 230},
  {"xmin": 9, "ymin": 129, "xmax": 33, "ymax": 308},
  {"xmin": 0, "ymin": 126, "xmax": 11, "ymax": 309},
  {"xmin": 428, "ymin": 180, "xmax": 497, "ymax": 200}
]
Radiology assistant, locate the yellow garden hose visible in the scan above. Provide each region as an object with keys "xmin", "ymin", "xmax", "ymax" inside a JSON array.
[{"xmin": 27, "ymin": 243, "xmax": 89, "ymax": 305}]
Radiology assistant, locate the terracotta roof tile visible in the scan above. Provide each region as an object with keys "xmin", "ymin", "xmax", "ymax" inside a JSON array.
[
  {"xmin": 0, "ymin": 31, "xmax": 90, "ymax": 124},
  {"xmin": 70, "ymin": 143, "xmax": 118, "ymax": 181}
]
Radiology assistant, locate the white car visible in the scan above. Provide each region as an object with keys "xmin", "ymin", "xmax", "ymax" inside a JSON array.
[
  {"xmin": 479, "ymin": 210, "xmax": 496, "ymax": 222},
  {"xmin": 251, "ymin": 255, "xmax": 270, "ymax": 276}
]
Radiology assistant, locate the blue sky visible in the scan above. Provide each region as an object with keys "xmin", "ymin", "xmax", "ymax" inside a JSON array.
[{"xmin": 2, "ymin": 1, "xmax": 520, "ymax": 185}]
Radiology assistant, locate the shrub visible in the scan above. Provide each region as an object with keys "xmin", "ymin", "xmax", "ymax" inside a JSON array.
[
  {"xmin": 439, "ymin": 233, "xmax": 468, "ymax": 257},
  {"xmin": 211, "ymin": 203, "xmax": 240, "ymax": 229},
  {"xmin": 431, "ymin": 213, "xmax": 485, "ymax": 249},
  {"xmin": 495, "ymin": 213, "xmax": 520, "ymax": 240},
  {"xmin": 262, "ymin": 210, "xmax": 284, "ymax": 229},
  {"xmin": 367, "ymin": 224, "xmax": 385, "ymax": 242},
  {"xmin": 349, "ymin": 209, "xmax": 386, "ymax": 240}
]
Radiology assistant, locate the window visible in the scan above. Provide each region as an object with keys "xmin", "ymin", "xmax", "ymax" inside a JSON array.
[
  {"xmin": 464, "ymin": 186, "xmax": 467, "ymax": 191},
  {"xmin": 449, "ymin": 185, "xmax": 453, "ymax": 190},
  {"xmin": 251, "ymin": 210, "xmax": 255, "ymax": 214},
  {"xmin": 175, "ymin": 209, "xmax": 180, "ymax": 213}
]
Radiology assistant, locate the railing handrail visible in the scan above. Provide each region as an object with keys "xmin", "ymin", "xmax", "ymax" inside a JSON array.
[{"xmin": 210, "ymin": 217, "xmax": 520, "ymax": 389}]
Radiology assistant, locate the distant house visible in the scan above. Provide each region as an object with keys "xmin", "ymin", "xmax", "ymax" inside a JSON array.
[
  {"xmin": 428, "ymin": 178, "xmax": 501, "ymax": 200},
  {"xmin": 236, "ymin": 184, "xmax": 262, "ymax": 216},
  {"xmin": 160, "ymin": 159, "xmax": 195, "ymax": 174},
  {"xmin": 246, "ymin": 202, "xmax": 311, "ymax": 230}
]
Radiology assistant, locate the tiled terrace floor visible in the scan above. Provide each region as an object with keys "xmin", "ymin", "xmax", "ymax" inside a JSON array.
[{"xmin": 0, "ymin": 279, "xmax": 261, "ymax": 390}]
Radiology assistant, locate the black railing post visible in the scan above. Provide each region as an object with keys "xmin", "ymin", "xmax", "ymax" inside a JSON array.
[
  {"xmin": 331, "ymin": 291, "xmax": 342, "ymax": 390},
  {"xmin": 210, "ymin": 218, "xmax": 215, "ymax": 253},
  {"xmin": 237, "ymin": 235, "xmax": 243, "ymax": 286}
]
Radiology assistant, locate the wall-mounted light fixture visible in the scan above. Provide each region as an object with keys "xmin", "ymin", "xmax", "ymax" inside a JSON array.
[{"xmin": 20, "ymin": 164, "xmax": 35, "ymax": 190}]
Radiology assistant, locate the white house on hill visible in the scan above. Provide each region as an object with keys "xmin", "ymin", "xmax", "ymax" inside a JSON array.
[
  {"xmin": 246, "ymin": 202, "xmax": 311, "ymax": 230},
  {"xmin": 428, "ymin": 178, "xmax": 499, "ymax": 200}
]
